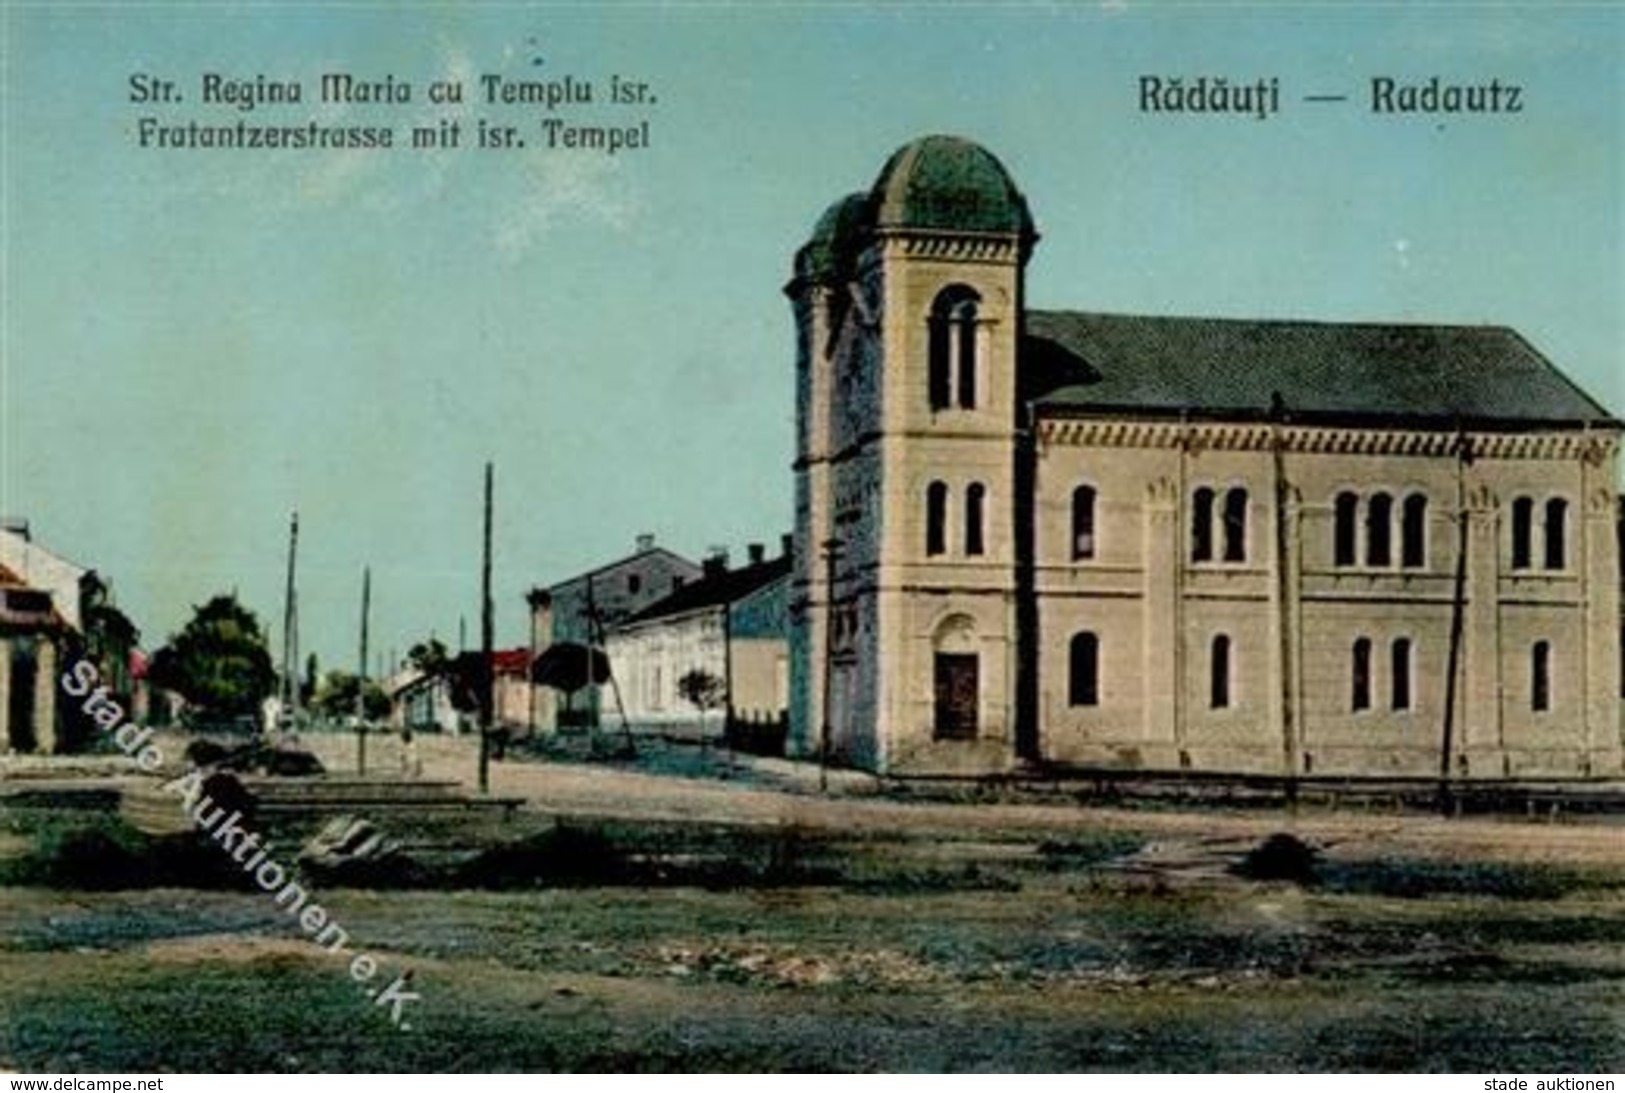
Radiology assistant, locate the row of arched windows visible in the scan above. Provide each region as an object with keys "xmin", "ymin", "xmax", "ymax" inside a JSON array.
[
  {"xmin": 1335, "ymin": 492, "xmax": 1427, "ymax": 568},
  {"xmin": 925, "ymin": 481, "xmax": 986, "ymax": 557},
  {"xmin": 1060, "ymin": 484, "xmax": 1570, "ymax": 573},
  {"xmin": 1066, "ymin": 631, "xmax": 1555, "ymax": 715}
]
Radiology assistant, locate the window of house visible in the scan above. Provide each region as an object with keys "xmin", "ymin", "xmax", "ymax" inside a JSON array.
[
  {"xmin": 965, "ymin": 483, "xmax": 986, "ymax": 556},
  {"xmin": 1192, "ymin": 488, "xmax": 1215, "ymax": 562},
  {"xmin": 1531, "ymin": 641, "xmax": 1551, "ymax": 712},
  {"xmin": 1352, "ymin": 637, "xmax": 1373, "ymax": 711},
  {"xmin": 1069, "ymin": 632, "xmax": 1100, "ymax": 707},
  {"xmin": 926, "ymin": 481, "xmax": 948, "ymax": 556},
  {"xmin": 1391, "ymin": 637, "xmax": 1412, "ymax": 711},
  {"xmin": 1544, "ymin": 498, "xmax": 1568, "ymax": 570},
  {"xmin": 1334, "ymin": 491, "xmax": 1359, "ymax": 567},
  {"xmin": 1222, "ymin": 489, "xmax": 1249, "ymax": 562},
  {"xmin": 1401, "ymin": 494, "xmax": 1428, "ymax": 569},
  {"xmin": 1366, "ymin": 492, "xmax": 1393, "ymax": 567},
  {"xmin": 1210, "ymin": 634, "xmax": 1232, "ymax": 710},
  {"xmin": 1511, "ymin": 496, "xmax": 1534, "ymax": 569},
  {"xmin": 1071, "ymin": 485, "xmax": 1097, "ymax": 560},
  {"xmin": 627, "ymin": 574, "xmax": 641, "ymax": 595},
  {"xmin": 928, "ymin": 285, "xmax": 980, "ymax": 412}
]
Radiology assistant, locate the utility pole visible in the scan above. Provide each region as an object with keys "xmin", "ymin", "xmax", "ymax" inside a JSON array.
[
  {"xmin": 279, "ymin": 511, "xmax": 300, "ymax": 732},
  {"xmin": 356, "ymin": 565, "xmax": 371, "ymax": 775},
  {"xmin": 819, "ymin": 537, "xmax": 842, "ymax": 793},
  {"xmin": 478, "ymin": 462, "xmax": 495, "ymax": 795}
]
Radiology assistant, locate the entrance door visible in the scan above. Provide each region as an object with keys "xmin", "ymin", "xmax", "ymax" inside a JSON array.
[
  {"xmin": 933, "ymin": 653, "xmax": 978, "ymax": 740},
  {"xmin": 7, "ymin": 645, "xmax": 38, "ymax": 754}
]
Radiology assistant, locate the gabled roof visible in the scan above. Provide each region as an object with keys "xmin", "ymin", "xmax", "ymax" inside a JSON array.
[
  {"xmin": 621, "ymin": 555, "xmax": 792, "ymax": 627},
  {"xmin": 1024, "ymin": 310, "xmax": 1620, "ymax": 429},
  {"xmin": 548, "ymin": 546, "xmax": 699, "ymax": 595}
]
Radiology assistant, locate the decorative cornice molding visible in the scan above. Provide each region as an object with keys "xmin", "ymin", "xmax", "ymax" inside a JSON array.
[
  {"xmin": 880, "ymin": 232, "xmax": 1021, "ymax": 264},
  {"xmin": 1037, "ymin": 419, "xmax": 1615, "ymax": 461}
]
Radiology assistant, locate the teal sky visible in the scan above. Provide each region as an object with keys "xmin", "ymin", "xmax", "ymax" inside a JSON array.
[{"xmin": 3, "ymin": 3, "xmax": 1621, "ymax": 672}]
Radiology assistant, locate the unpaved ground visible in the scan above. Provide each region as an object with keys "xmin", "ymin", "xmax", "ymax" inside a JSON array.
[
  {"xmin": 4, "ymin": 734, "xmax": 1625, "ymax": 1071},
  {"xmin": 294, "ymin": 730, "xmax": 1625, "ymax": 869}
]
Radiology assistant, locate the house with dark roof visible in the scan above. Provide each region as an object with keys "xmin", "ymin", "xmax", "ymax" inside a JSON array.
[
  {"xmin": 603, "ymin": 541, "xmax": 791, "ymax": 743},
  {"xmin": 526, "ymin": 533, "xmax": 703, "ymax": 733},
  {"xmin": 788, "ymin": 134, "xmax": 1622, "ymax": 779}
]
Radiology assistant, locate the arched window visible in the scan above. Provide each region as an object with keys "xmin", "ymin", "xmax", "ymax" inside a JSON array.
[
  {"xmin": 1352, "ymin": 637, "xmax": 1373, "ymax": 712},
  {"xmin": 1511, "ymin": 496, "xmax": 1534, "ymax": 569},
  {"xmin": 1071, "ymin": 485, "xmax": 1097, "ymax": 560},
  {"xmin": 928, "ymin": 285, "xmax": 980, "ymax": 412},
  {"xmin": 925, "ymin": 481, "xmax": 948, "ymax": 556},
  {"xmin": 1366, "ymin": 492, "xmax": 1393, "ymax": 567},
  {"xmin": 1334, "ymin": 491, "xmax": 1359, "ymax": 567},
  {"xmin": 1210, "ymin": 634, "xmax": 1232, "ymax": 710},
  {"xmin": 1222, "ymin": 488, "xmax": 1249, "ymax": 562},
  {"xmin": 1069, "ymin": 632, "xmax": 1100, "ymax": 707},
  {"xmin": 1192, "ymin": 488, "xmax": 1215, "ymax": 562},
  {"xmin": 1401, "ymin": 494, "xmax": 1428, "ymax": 569},
  {"xmin": 1391, "ymin": 638, "xmax": 1412, "ymax": 711},
  {"xmin": 965, "ymin": 483, "xmax": 986, "ymax": 556},
  {"xmin": 1531, "ymin": 641, "xmax": 1551, "ymax": 712},
  {"xmin": 1544, "ymin": 498, "xmax": 1568, "ymax": 570}
]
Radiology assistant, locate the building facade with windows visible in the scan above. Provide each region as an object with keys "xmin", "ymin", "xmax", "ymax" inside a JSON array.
[{"xmin": 788, "ymin": 134, "xmax": 1622, "ymax": 779}]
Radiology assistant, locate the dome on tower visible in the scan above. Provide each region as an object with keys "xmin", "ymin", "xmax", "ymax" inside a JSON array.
[
  {"xmin": 868, "ymin": 134, "xmax": 1034, "ymax": 237},
  {"xmin": 796, "ymin": 191, "xmax": 872, "ymax": 283}
]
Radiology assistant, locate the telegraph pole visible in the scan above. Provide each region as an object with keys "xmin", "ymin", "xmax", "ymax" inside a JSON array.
[
  {"xmin": 279, "ymin": 511, "xmax": 300, "ymax": 732},
  {"xmin": 478, "ymin": 462, "xmax": 495, "ymax": 795},
  {"xmin": 356, "ymin": 565, "xmax": 371, "ymax": 774}
]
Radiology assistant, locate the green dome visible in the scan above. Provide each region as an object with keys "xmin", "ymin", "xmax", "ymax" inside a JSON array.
[
  {"xmin": 869, "ymin": 135, "xmax": 1034, "ymax": 236},
  {"xmin": 797, "ymin": 191, "xmax": 872, "ymax": 283}
]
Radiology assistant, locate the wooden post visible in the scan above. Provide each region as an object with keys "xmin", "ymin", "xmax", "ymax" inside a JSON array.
[
  {"xmin": 478, "ymin": 462, "xmax": 494, "ymax": 795},
  {"xmin": 356, "ymin": 565, "xmax": 370, "ymax": 774}
]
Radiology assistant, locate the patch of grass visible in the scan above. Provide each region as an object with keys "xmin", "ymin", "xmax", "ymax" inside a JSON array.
[{"xmin": 1318, "ymin": 858, "xmax": 1611, "ymax": 901}]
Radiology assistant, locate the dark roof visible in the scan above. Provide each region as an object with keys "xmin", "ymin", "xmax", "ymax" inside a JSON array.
[
  {"xmin": 622, "ymin": 555, "xmax": 791, "ymax": 626},
  {"xmin": 1024, "ymin": 310, "xmax": 1619, "ymax": 428},
  {"xmin": 872, "ymin": 135, "xmax": 1035, "ymax": 237}
]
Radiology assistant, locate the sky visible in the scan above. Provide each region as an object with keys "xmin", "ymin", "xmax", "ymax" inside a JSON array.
[{"xmin": 2, "ymin": 3, "xmax": 1621, "ymax": 674}]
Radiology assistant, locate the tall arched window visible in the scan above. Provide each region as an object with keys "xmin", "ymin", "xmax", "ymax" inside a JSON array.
[
  {"xmin": 965, "ymin": 483, "xmax": 986, "ymax": 556},
  {"xmin": 1210, "ymin": 634, "xmax": 1232, "ymax": 710},
  {"xmin": 1352, "ymin": 637, "xmax": 1373, "ymax": 711},
  {"xmin": 925, "ymin": 481, "xmax": 948, "ymax": 557},
  {"xmin": 1334, "ymin": 491, "xmax": 1359, "ymax": 567},
  {"xmin": 1531, "ymin": 641, "xmax": 1551, "ymax": 712},
  {"xmin": 1402, "ymin": 494, "xmax": 1428, "ymax": 569},
  {"xmin": 1069, "ymin": 632, "xmax": 1100, "ymax": 707},
  {"xmin": 928, "ymin": 285, "xmax": 980, "ymax": 412},
  {"xmin": 1071, "ymin": 485, "xmax": 1097, "ymax": 560},
  {"xmin": 1544, "ymin": 498, "xmax": 1568, "ymax": 570},
  {"xmin": 1366, "ymin": 492, "xmax": 1393, "ymax": 567},
  {"xmin": 1222, "ymin": 489, "xmax": 1249, "ymax": 562},
  {"xmin": 1391, "ymin": 638, "xmax": 1413, "ymax": 711},
  {"xmin": 1511, "ymin": 496, "xmax": 1534, "ymax": 569},
  {"xmin": 1192, "ymin": 488, "xmax": 1215, "ymax": 562}
]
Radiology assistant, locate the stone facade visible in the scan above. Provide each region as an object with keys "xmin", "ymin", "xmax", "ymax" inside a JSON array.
[{"xmin": 788, "ymin": 135, "xmax": 1622, "ymax": 779}]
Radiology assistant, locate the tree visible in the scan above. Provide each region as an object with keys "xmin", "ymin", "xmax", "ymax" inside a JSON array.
[
  {"xmin": 313, "ymin": 670, "xmax": 391, "ymax": 722},
  {"xmin": 301, "ymin": 652, "xmax": 320, "ymax": 707},
  {"xmin": 677, "ymin": 667, "xmax": 726, "ymax": 741},
  {"xmin": 407, "ymin": 638, "xmax": 450, "ymax": 677},
  {"xmin": 146, "ymin": 594, "xmax": 276, "ymax": 722}
]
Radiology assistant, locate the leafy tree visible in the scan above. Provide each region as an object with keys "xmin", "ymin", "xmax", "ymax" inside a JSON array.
[
  {"xmin": 146, "ymin": 594, "xmax": 276, "ymax": 720},
  {"xmin": 677, "ymin": 667, "xmax": 727, "ymax": 737},
  {"xmin": 301, "ymin": 652, "xmax": 320, "ymax": 707},
  {"xmin": 313, "ymin": 670, "xmax": 391, "ymax": 721},
  {"xmin": 407, "ymin": 638, "xmax": 450, "ymax": 677}
]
